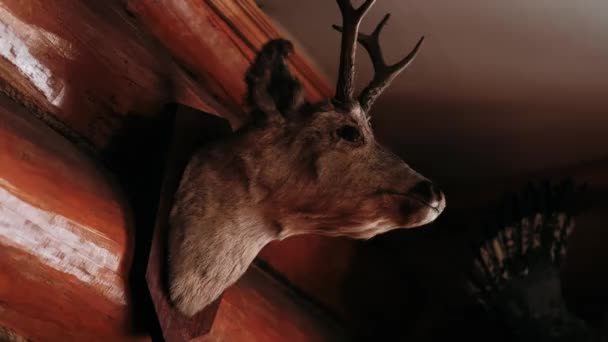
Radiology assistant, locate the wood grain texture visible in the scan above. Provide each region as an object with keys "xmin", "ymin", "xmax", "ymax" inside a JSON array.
[
  {"xmin": 196, "ymin": 266, "xmax": 347, "ymax": 342},
  {"xmin": 257, "ymin": 237, "xmax": 358, "ymax": 317},
  {"xmin": 0, "ymin": 93, "xmax": 145, "ymax": 341},
  {"xmin": 0, "ymin": 0, "xmax": 221, "ymax": 151},
  {"xmin": 125, "ymin": 0, "xmax": 332, "ymax": 129},
  {"xmin": 1, "ymin": 0, "xmax": 364, "ymax": 336}
]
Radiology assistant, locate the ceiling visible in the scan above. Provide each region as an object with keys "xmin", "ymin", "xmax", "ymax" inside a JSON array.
[{"xmin": 260, "ymin": 0, "xmax": 608, "ymax": 186}]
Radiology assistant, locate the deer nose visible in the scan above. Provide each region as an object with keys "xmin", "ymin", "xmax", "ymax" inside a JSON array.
[{"xmin": 411, "ymin": 180, "xmax": 446, "ymax": 211}]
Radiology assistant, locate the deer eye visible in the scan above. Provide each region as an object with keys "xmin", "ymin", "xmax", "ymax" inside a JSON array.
[{"xmin": 336, "ymin": 125, "xmax": 362, "ymax": 143}]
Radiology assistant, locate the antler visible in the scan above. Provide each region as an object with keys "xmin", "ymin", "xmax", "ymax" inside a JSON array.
[
  {"xmin": 334, "ymin": 12, "xmax": 425, "ymax": 113},
  {"xmin": 333, "ymin": 0, "xmax": 375, "ymax": 106}
]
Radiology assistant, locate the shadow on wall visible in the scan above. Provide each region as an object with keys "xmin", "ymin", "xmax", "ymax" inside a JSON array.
[
  {"xmin": 100, "ymin": 108, "xmax": 175, "ymax": 338},
  {"xmin": 370, "ymin": 92, "xmax": 608, "ymax": 188}
]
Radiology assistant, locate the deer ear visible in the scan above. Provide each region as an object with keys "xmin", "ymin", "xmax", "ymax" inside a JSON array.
[{"xmin": 245, "ymin": 39, "xmax": 305, "ymax": 123}]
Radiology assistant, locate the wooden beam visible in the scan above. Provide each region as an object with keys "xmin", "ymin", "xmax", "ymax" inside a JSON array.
[
  {"xmin": 125, "ymin": 0, "xmax": 333, "ymax": 128},
  {"xmin": 205, "ymin": 0, "xmax": 333, "ymax": 103},
  {"xmin": 365, "ymin": 159, "xmax": 608, "ymax": 340},
  {"xmin": 144, "ymin": 105, "xmax": 355, "ymax": 340},
  {"xmin": 0, "ymin": 93, "xmax": 143, "ymax": 341},
  {"xmin": 444, "ymin": 157, "xmax": 608, "ymax": 215},
  {"xmin": 195, "ymin": 266, "xmax": 347, "ymax": 342},
  {"xmin": 0, "ymin": 0, "xmax": 224, "ymax": 152},
  {"xmin": 0, "ymin": 93, "xmax": 351, "ymax": 340}
]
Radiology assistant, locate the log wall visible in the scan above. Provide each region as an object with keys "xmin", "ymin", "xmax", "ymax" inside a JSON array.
[{"xmin": 0, "ymin": 93, "xmax": 141, "ymax": 341}]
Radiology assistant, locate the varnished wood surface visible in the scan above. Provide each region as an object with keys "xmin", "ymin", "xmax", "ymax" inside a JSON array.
[
  {"xmin": 360, "ymin": 160, "xmax": 608, "ymax": 340},
  {"xmin": 0, "ymin": 93, "xmax": 144, "ymax": 341},
  {"xmin": 2, "ymin": 0, "xmax": 605, "ymax": 340},
  {"xmin": 0, "ymin": 0, "xmax": 356, "ymax": 319},
  {"xmin": 258, "ymin": 237, "xmax": 358, "ymax": 317},
  {"xmin": 197, "ymin": 266, "xmax": 347, "ymax": 342},
  {"xmin": 1, "ymin": 0, "xmax": 365, "ymax": 335},
  {"xmin": 205, "ymin": 0, "xmax": 332, "ymax": 101},
  {"xmin": 0, "ymin": 0, "xmax": 332, "ymax": 152},
  {"xmin": 126, "ymin": 0, "xmax": 332, "ymax": 128},
  {"xmin": 144, "ymin": 106, "xmax": 350, "ymax": 341},
  {"xmin": 0, "ymin": 0, "xmax": 221, "ymax": 152}
]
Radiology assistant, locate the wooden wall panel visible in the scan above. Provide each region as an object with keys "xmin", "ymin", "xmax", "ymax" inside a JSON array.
[
  {"xmin": 0, "ymin": 93, "xmax": 143, "ymax": 341},
  {"xmin": 144, "ymin": 107, "xmax": 230, "ymax": 341},
  {"xmin": 257, "ymin": 237, "xmax": 358, "ymax": 317},
  {"xmin": 197, "ymin": 266, "xmax": 347, "ymax": 342},
  {"xmin": 125, "ymin": 0, "xmax": 332, "ymax": 128},
  {"xmin": 0, "ymin": 0, "xmax": 221, "ymax": 152}
]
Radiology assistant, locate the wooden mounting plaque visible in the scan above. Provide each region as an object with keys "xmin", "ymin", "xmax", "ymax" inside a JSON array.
[{"xmin": 145, "ymin": 105, "xmax": 233, "ymax": 341}]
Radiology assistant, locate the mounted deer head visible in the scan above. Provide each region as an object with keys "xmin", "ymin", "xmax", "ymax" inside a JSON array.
[{"xmin": 168, "ymin": 0, "xmax": 445, "ymax": 317}]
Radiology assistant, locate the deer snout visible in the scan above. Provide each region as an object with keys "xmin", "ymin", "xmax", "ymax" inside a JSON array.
[{"xmin": 410, "ymin": 180, "xmax": 446, "ymax": 213}]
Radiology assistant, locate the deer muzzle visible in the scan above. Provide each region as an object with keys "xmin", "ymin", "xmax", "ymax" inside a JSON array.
[
  {"xmin": 409, "ymin": 180, "xmax": 446, "ymax": 213},
  {"xmin": 397, "ymin": 179, "xmax": 446, "ymax": 228}
]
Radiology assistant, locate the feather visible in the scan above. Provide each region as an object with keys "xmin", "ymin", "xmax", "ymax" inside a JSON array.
[{"xmin": 465, "ymin": 179, "xmax": 593, "ymax": 341}]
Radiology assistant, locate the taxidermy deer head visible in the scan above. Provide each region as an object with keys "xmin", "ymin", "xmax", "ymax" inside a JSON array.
[{"xmin": 168, "ymin": 0, "xmax": 446, "ymax": 317}]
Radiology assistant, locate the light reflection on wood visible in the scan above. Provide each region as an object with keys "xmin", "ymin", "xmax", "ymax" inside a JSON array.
[
  {"xmin": 0, "ymin": 94, "xmax": 140, "ymax": 341},
  {"xmin": 0, "ymin": 185, "xmax": 125, "ymax": 304},
  {"xmin": 0, "ymin": 0, "xmax": 221, "ymax": 151},
  {"xmin": 0, "ymin": 0, "xmax": 353, "ymax": 339}
]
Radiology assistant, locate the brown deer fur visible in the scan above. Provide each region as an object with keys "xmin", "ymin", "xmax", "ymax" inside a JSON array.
[{"xmin": 168, "ymin": 2, "xmax": 445, "ymax": 317}]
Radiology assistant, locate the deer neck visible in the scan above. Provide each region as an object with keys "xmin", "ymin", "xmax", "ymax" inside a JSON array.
[
  {"xmin": 169, "ymin": 189, "xmax": 280, "ymax": 316},
  {"xmin": 203, "ymin": 206, "xmax": 277, "ymax": 266},
  {"xmin": 189, "ymin": 204, "xmax": 277, "ymax": 284}
]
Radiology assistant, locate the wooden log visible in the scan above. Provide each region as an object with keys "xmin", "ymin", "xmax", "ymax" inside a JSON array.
[
  {"xmin": 0, "ymin": 0, "xmax": 224, "ymax": 152},
  {"xmin": 0, "ymin": 0, "xmax": 364, "ymax": 330},
  {"xmin": 443, "ymin": 158, "xmax": 608, "ymax": 215},
  {"xmin": 0, "ymin": 94, "xmax": 348, "ymax": 341},
  {"xmin": 195, "ymin": 266, "xmax": 348, "ymax": 342},
  {"xmin": 0, "ymin": 93, "xmax": 145, "ymax": 341},
  {"xmin": 125, "ymin": 0, "xmax": 333, "ymax": 129}
]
